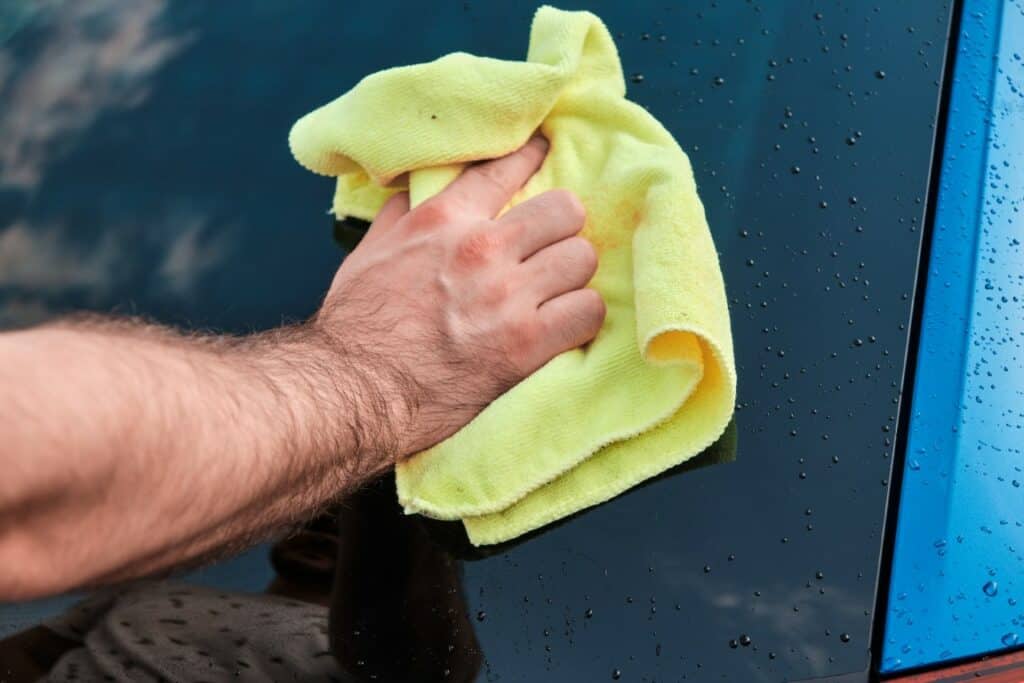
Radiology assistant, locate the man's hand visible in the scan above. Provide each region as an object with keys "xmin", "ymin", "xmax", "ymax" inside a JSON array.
[
  {"xmin": 318, "ymin": 136, "xmax": 604, "ymax": 458},
  {"xmin": 0, "ymin": 137, "xmax": 603, "ymax": 599}
]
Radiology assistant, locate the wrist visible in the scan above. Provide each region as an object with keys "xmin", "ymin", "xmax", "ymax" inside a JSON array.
[{"xmin": 241, "ymin": 322, "xmax": 411, "ymax": 483}]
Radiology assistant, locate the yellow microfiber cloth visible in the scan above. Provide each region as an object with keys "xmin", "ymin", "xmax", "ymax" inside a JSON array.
[{"xmin": 289, "ymin": 5, "xmax": 736, "ymax": 546}]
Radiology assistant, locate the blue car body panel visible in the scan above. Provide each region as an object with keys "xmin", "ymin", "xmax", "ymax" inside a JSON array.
[{"xmin": 882, "ymin": 0, "xmax": 1024, "ymax": 672}]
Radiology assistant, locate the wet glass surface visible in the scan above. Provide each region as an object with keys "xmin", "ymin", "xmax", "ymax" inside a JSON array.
[
  {"xmin": 0, "ymin": 1, "xmax": 953, "ymax": 680},
  {"xmin": 882, "ymin": 0, "xmax": 1024, "ymax": 672}
]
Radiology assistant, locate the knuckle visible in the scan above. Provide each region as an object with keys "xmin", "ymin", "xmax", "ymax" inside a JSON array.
[
  {"xmin": 549, "ymin": 188, "xmax": 586, "ymax": 226},
  {"xmin": 474, "ymin": 163, "xmax": 511, "ymax": 193},
  {"xmin": 568, "ymin": 236, "xmax": 599, "ymax": 275},
  {"xmin": 555, "ymin": 289, "xmax": 605, "ymax": 340},
  {"xmin": 454, "ymin": 230, "xmax": 500, "ymax": 268},
  {"xmin": 409, "ymin": 200, "xmax": 455, "ymax": 229},
  {"xmin": 579, "ymin": 289, "xmax": 607, "ymax": 330}
]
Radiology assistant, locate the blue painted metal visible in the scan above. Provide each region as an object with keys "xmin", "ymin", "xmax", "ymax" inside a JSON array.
[{"xmin": 882, "ymin": 0, "xmax": 1024, "ymax": 672}]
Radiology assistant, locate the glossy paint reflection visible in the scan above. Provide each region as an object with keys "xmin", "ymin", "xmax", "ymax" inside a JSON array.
[
  {"xmin": 0, "ymin": 1, "xmax": 954, "ymax": 681},
  {"xmin": 883, "ymin": 0, "xmax": 1024, "ymax": 672},
  {"xmin": 329, "ymin": 478, "xmax": 483, "ymax": 683}
]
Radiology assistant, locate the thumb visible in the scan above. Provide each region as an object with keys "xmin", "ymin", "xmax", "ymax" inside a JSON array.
[{"xmin": 363, "ymin": 191, "xmax": 411, "ymax": 240}]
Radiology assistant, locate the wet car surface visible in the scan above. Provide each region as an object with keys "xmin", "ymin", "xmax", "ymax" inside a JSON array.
[{"xmin": 0, "ymin": 1, "xmax": 955, "ymax": 680}]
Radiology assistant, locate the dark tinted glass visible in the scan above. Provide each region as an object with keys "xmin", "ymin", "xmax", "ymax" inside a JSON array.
[{"xmin": 0, "ymin": 1, "xmax": 952, "ymax": 681}]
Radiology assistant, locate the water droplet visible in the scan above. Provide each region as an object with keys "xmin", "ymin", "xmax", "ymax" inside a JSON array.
[
  {"xmin": 984, "ymin": 581, "xmax": 999, "ymax": 597},
  {"xmin": 476, "ymin": 611, "xmax": 487, "ymax": 621},
  {"xmin": 840, "ymin": 633, "xmax": 851, "ymax": 643},
  {"xmin": 875, "ymin": 70, "xmax": 886, "ymax": 79},
  {"xmin": 909, "ymin": 460, "xmax": 921, "ymax": 471},
  {"xmin": 630, "ymin": 73, "xmax": 645, "ymax": 84},
  {"xmin": 1003, "ymin": 632, "xmax": 1019, "ymax": 647},
  {"xmin": 739, "ymin": 634, "xmax": 752, "ymax": 647},
  {"xmin": 728, "ymin": 639, "xmax": 739, "ymax": 649},
  {"xmin": 585, "ymin": 608, "xmax": 593, "ymax": 619},
  {"xmin": 703, "ymin": 564, "xmax": 712, "ymax": 574},
  {"xmin": 713, "ymin": 76, "xmax": 725, "ymax": 86},
  {"xmin": 612, "ymin": 669, "xmax": 622, "ymax": 680},
  {"xmin": 791, "ymin": 165, "xmax": 801, "ymax": 174}
]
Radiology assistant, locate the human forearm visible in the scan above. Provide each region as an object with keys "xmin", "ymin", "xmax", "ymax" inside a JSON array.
[
  {"xmin": 0, "ymin": 318, "xmax": 392, "ymax": 599},
  {"xmin": 0, "ymin": 137, "xmax": 605, "ymax": 599}
]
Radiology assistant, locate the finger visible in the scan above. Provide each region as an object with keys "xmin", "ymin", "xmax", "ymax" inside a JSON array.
[
  {"xmin": 535, "ymin": 288, "xmax": 606, "ymax": 360},
  {"xmin": 443, "ymin": 136, "xmax": 549, "ymax": 218},
  {"xmin": 498, "ymin": 189, "xmax": 586, "ymax": 261},
  {"xmin": 520, "ymin": 236, "xmax": 598, "ymax": 304},
  {"xmin": 363, "ymin": 191, "xmax": 410, "ymax": 240}
]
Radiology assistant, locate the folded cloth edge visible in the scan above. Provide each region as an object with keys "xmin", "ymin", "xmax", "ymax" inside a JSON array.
[
  {"xmin": 461, "ymin": 335, "xmax": 735, "ymax": 545},
  {"xmin": 396, "ymin": 323, "xmax": 734, "ymax": 521}
]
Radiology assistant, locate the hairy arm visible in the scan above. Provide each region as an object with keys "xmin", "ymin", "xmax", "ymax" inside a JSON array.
[
  {"xmin": 0, "ymin": 137, "xmax": 605, "ymax": 599},
  {"xmin": 0, "ymin": 317, "xmax": 398, "ymax": 598}
]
